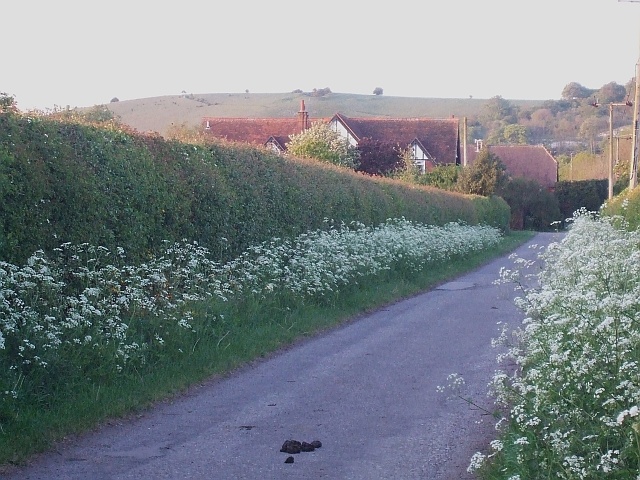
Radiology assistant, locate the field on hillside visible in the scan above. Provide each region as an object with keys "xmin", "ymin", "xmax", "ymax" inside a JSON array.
[{"xmin": 104, "ymin": 92, "xmax": 545, "ymax": 136}]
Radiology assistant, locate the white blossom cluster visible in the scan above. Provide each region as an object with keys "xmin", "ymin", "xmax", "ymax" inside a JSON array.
[
  {"xmin": 0, "ymin": 219, "xmax": 501, "ymax": 404},
  {"xmin": 472, "ymin": 211, "xmax": 640, "ymax": 478},
  {"xmin": 226, "ymin": 219, "xmax": 502, "ymax": 299}
]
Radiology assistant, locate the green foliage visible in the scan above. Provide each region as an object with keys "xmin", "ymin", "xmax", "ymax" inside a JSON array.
[
  {"xmin": 561, "ymin": 81, "xmax": 594, "ymax": 100},
  {"xmin": 477, "ymin": 216, "xmax": 640, "ymax": 478},
  {"xmin": 414, "ymin": 164, "xmax": 460, "ymax": 190},
  {"xmin": 457, "ymin": 148, "xmax": 509, "ymax": 196},
  {"xmin": 0, "ymin": 93, "xmax": 17, "ymax": 113},
  {"xmin": 557, "ymin": 151, "xmax": 607, "ymax": 181},
  {"xmin": 47, "ymin": 105, "xmax": 121, "ymax": 125},
  {"xmin": 286, "ymin": 122, "xmax": 360, "ymax": 169},
  {"xmin": 486, "ymin": 123, "xmax": 529, "ymax": 145},
  {"xmin": 498, "ymin": 178, "xmax": 561, "ymax": 230},
  {"xmin": 0, "ymin": 109, "xmax": 510, "ymax": 265},
  {"xmin": 389, "ymin": 148, "xmax": 422, "ymax": 183},
  {"xmin": 601, "ymin": 185, "xmax": 640, "ymax": 230},
  {"xmin": 554, "ymin": 179, "xmax": 607, "ymax": 219},
  {"xmin": 0, "ymin": 223, "xmax": 528, "ymax": 465},
  {"xmin": 596, "ymin": 81, "xmax": 627, "ymax": 104},
  {"xmin": 469, "ymin": 195, "xmax": 512, "ymax": 234},
  {"xmin": 310, "ymin": 87, "xmax": 332, "ymax": 97},
  {"xmin": 481, "ymin": 96, "xmax": 518, "ymax": 123}
]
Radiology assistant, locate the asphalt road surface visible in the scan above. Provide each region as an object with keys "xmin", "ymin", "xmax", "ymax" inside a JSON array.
[{"xmin": 2, "ymin": 232, "xmax": 564, "ymax": 480}]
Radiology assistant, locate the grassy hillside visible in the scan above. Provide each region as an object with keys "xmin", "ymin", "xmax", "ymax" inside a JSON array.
[{"xmin": 104, "ymin": 92, "xmax": 545, "ymax": 136}]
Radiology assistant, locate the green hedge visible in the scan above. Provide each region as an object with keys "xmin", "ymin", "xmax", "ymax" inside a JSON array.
[
  {"xmin": 554, "ymin": 179, "xmax": 607, "ymax": 219},
  {"xmin": 0, "ymin": 112, "xmax": 510, "ymax": 264}
]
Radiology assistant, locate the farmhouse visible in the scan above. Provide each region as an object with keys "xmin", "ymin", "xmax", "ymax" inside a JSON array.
[
  {"xmin": 202, "ymin": 100, "xmax": 462, "ymax": 172},
  {"xmin": 463, "ymin": 142, "xmax": 558, "ymax": 189},
  {"xmin": 327, "ymin": 114, "xmax": 459, "ymax": 173},
  {"xmin": 202, "ymin": 101, "xmax": 558, "ymax": 187}
]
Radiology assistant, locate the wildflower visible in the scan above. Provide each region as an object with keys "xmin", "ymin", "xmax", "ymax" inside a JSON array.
[
  {"xmin": 514, "ymin": 437, "xmax": 529, "ymax": 445},
  {"xmin": 467, "ymin": 452, "xmax": 486, "ymax": 473}
]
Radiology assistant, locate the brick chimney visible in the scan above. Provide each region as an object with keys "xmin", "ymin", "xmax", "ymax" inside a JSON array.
[{"xmin": 298, "ymin": 99, "xmax": 309, "ymax": 132}]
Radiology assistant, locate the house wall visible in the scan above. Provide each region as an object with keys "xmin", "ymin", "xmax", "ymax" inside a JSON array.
[
  {"xmin": 329, "ymin": 119, "xmax": 358, "ymax": 147},
  {"xmin": 411, "ymin": 143, "xmax": 429, "ymax": 174}
]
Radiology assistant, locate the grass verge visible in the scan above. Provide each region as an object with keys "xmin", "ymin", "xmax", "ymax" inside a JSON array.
[{"xmin": 0, "ymin": 230, "xmax": 535, "ymax": 468}]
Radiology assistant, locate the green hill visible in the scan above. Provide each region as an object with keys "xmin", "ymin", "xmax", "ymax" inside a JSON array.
[{"xmin": 104, "ymin": 92, "xmax": 545, "ymax": 136}]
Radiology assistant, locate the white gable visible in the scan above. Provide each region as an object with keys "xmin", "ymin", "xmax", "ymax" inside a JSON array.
[
  {"xmin": 411, "ymin": 142, "xmax": 431, "ymax": 161},
  {"xmin": 329, "ymin": 118, "xmax": 358, "ymax": 147},
  {"xmin": 410, "ymin": 140, "xmax": 434, "ymax": 174}
]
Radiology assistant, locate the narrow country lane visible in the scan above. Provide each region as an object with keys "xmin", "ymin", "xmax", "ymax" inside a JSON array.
[{"xmin": 1, "ymin": 232, "xmax": 563, "ymax": 480}]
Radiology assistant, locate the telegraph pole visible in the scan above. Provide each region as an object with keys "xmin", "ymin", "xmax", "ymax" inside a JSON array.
[
  {"xmin": 593, "ymin": 100, "xmax": 632, "ymax": 198},
  {"xmin": 612, "ymin": 102, "xmax": 633, "ymax": 198},
  {"xmin": 631, "ymin": 62, "xmax": 640, "ymax": 189},
  {"xmin": 620, "ymin": 0, "xmax": 640, "ymax": 189}
]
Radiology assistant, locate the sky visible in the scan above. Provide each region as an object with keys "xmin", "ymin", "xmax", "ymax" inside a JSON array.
[{"xmin": 5, "ymin": 0, "xmax": 640, "ymax": 111}]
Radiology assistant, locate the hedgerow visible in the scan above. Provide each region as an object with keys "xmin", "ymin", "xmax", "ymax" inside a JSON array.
[{"xmin": 0, "ymin": 110, "xmax": 509, "ymax": 265}]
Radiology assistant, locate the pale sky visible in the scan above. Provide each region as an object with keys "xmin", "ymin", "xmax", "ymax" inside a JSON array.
[{"xmin": 5, "ymin": 0, "xmax": 640, "ymax": 111}]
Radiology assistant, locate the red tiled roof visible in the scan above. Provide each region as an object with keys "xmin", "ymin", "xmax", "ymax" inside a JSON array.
[
  {"xmin": 332, "ymin": 114, "xmax": 460, "ymax": 165},
  {"xmin": 464, "ymin": 144, "xmax": 558, "ymax": 188},
  {"xmin": 202, "ymin": 117, "xmax": 328, "ymax": 146},
  {"xmin": 202, "ymin": 112, "xmax": 460, "ymax": 164}
]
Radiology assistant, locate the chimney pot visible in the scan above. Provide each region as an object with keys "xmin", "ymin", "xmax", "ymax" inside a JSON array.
[{"xmin": 298, "ymin": 100, "xmax": 309, "ymax": 132}]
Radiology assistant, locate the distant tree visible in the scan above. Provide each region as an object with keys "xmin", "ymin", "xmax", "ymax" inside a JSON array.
[
  {"xmin": 356, "ymin": 138, "xmax": 402, "ymax": 176},
  {"xmin": 286, "ymin": 122, "xmax": 359, "ymax": 169},
  {"xmin": 457, "ymin": 148, "xmax": 508, "ymax": 196},
  {"xmin": 596, "ymin": 81, "xmax": 627, "ymax": 104},
  {"xmin": 482, "ymin": 96, "xmax": 518, "ymax": 123},
  {"xmin": 524, "ymin": 108, "xmax": 553, "ymax": 143},
  {"xmin": 110, "ymin": 97, "xmax": 119, "ymax": 103},
  {"xmin": 626, "ymin": 77, "xmax": 636, "ymax": 100},
  {"xmin": 0, "ymin": 92, "xmax": 17, "ymax": 113},
  {"xmin": 292, "ymin": 89, "xmax": 303, "ymax": 94},
  {"xmin": 465, "ymin": 120, "xmax": 486, "ymax": 144},
  {"xmin": 487, "ymin": 123, "xmax": 529, "ymax": 144},
  {"xmin": 373, "ymin": 87, "xmax": 383, "ymax": 96},
  {"xmin": 311, "ymin": 87, "xmax": 332, "ymax": 97},
  {"xmin": 579, "ymin": 116, "xmax": 607, "ymax": 153},
  {"xmin": 245, "ymin": 89, "xmax": 249, "ymax": 94},
  {"xmin": 561, "ymin": 82, "xmax": 593, "ymax": 100},
  {"xmin": 541, "ymin": 98, "xmax": 573, "ymax": 115}
]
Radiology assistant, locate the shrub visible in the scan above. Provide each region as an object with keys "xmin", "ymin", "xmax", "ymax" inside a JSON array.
[
  {"xmin": 499, "ymin": 178, "xmax": 562, "ymax": 230},
  {"xmin": 554, "ymin": 179, "xmax": 607, "ymax": 219},
  {"xmin": 286, "ymin": 122, "xmax": 360, "ymax": 169},
  {"xmin": 457, "ymin": 148, "xmax": 508, "ymax": 196},
  {"xmin": 415, "ymin": 164, "xmax": 460, "ymax": 190}
]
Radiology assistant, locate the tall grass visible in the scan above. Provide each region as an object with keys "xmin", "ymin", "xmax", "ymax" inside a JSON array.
[{"xmin": 0, "ymin": 219, "xmax": 529, "ymax": 466}]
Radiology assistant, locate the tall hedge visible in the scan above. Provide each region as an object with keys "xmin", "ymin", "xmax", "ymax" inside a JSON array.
[
  {"xmin": 0, "ymin": 112, "xmax": 509, "ymax": 265},
  {"xmin": 554, "ymin": 180, "xmax": 607, "ymax": 219}
]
